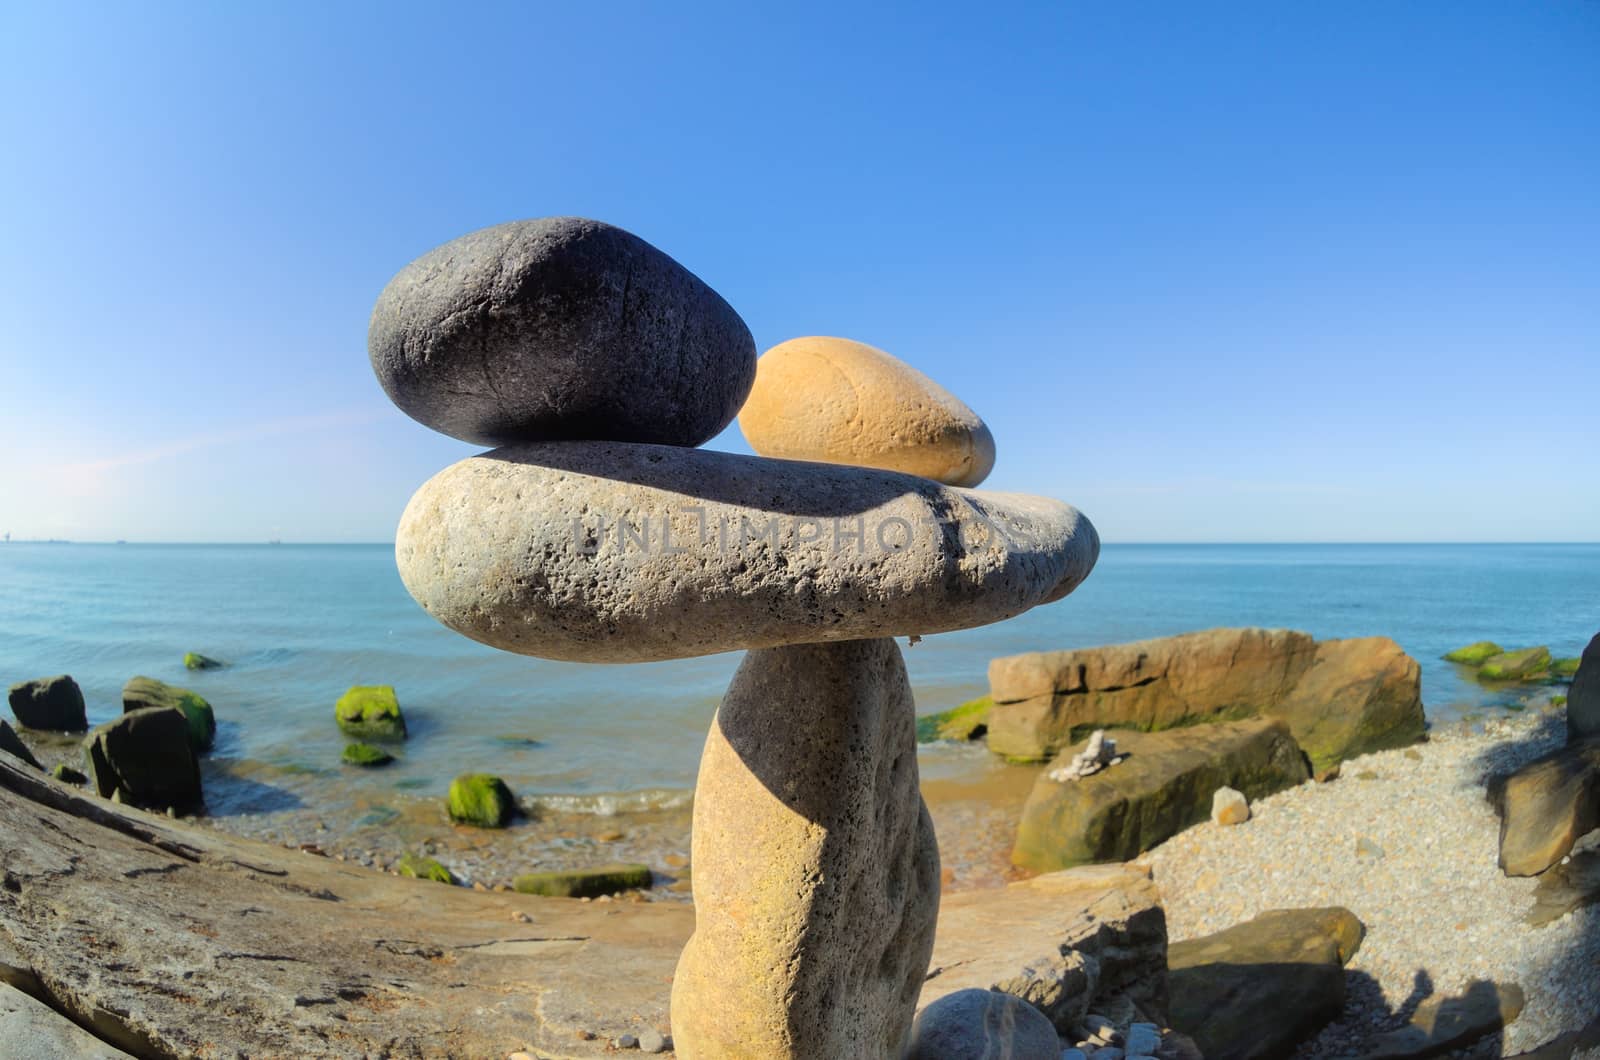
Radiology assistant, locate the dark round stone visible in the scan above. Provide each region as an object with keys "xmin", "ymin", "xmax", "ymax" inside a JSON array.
[{"xmin": 368, "ymin": 217, "xmax": 756, "ymax": 447}]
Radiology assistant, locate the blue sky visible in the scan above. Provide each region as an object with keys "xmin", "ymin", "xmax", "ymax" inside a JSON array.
[{"xmin": 1, "ymin": 1, "xmax": 1595, "ymax": 543}]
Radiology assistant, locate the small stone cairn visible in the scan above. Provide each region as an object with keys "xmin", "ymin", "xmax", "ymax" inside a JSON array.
[
  {"xmin": 1048, "ymin": 728, "xmax": 1122, "ymax": 782},
  {"xmin": 369, "ymin": 217, "xmax": 1100, "ymax": 1058}
]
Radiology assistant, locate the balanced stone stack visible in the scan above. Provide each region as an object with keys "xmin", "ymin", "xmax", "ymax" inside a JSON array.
[{"xmin": 370, "ymin": 217, "xmax": 1099, "ymax": 1058}]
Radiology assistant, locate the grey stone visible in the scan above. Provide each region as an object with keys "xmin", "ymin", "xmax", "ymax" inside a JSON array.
[
  {"xmin": 638, "ymin": 1028, "xmax": 667, "ymax": 1053},
  {"xmin": 0, "ymin": 982, "xmax": 134, "ymax": 1058},
  {"xmin": 616, "ymin": 1033, "xmax": 638, "ymax": 1049},
  {"xmin": 1527, "ymin": 847, "xmax": 1600, "ymax": 927},
  {"xmin": 0, "ymin": 720, "xmax": 41, "ymax": 770},
  {"xmin": 396, "ymin": 441, "xmax": 1098, "ymax": 662},
  {"xmin": 83, "ymin": 707, "xmax": 202, "ymax": 812},
  {"xmin": 369, "ymin": 217, "xmax": 756, "ymax": 448},
  {"xmin": 1125, "ymin": 1025, "xmax": 1161, "ymax": 1055},
  {"xmin": 906, "ymin": 989, "xmax": 1062, "ymax": 1060},
  {"xmin": 1569, "ymin": 633, "xmax": 1600, "ymax": 742},
  {"xmin": 670, "ymin": 639, "xmax": 940, "ymax": 1059},
  {"xmin": 7, "ymin": 674, "xmax": 87, "ymax": 732}
]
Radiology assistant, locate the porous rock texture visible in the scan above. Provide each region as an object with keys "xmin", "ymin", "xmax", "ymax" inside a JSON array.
[
  {"xmin": 670, "ymin": 639, "xmax": 941, "ymax": 1059},
  {"xmin": 369, "ymin": 217, "xmax": 756, "ymax": 448},
  {"xmin": 986, "ymin": 628, "xmax": 1423, "ymax": 772},
  {"xmin": 397, "ymin": 441, "xmax": 1098, "ymax": 662},
  {"xmin": 738, "ymin": 335, "xmax": 997, "ymax": 487}
]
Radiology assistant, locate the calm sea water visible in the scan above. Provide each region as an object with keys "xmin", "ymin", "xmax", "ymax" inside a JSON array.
[{"xmin": 1, "ymin": 542, "xmax": 1594, "ymax": 816}]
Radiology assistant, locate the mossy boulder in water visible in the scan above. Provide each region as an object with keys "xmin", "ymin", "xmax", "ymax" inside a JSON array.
[
  {"xmin": 123, "ymin": 676, "xmax": 216, "ymax": 752},
  {"xmin": 342, "ymin": 742, "xmax": 394, "ymax": 768},
  {"xmin": 1477, "ymin": 646, "xmax": 1552, "ymax": 682},
  {"xmin": 397, "ymin": 852, "xmax": 455, "ymax": 884},
  {"xmin": 513, "ymin": 863, "xmax": 652, "ymax": 898},
  {"xmin": 1444, "ymin": 641, "xmax": 1502, "ymax": 666},
  {"xmin": 83, "ymin": 707, "xmax": 202, "ymax": 812},
  {"xmin": 447, "ymin": 773, "xmax": 515, "ymax": 828},
  {"xmin": 7, "ymin": 675, "xmax": 87, "ymax": 732},
  {"xmin": 183, "ymin": 652, "xmax": 224, "ymax": 671},
  {"xmin": 916, "ymin": 696, "xmax": 992, "ymax": 743},
  {"xmin": 1553, "ymin": 657, "xmax": 1582, "ymax": 677},
  {"xmin": 335, "ymin": 686, "xmax": 406, "ymax": 742}
]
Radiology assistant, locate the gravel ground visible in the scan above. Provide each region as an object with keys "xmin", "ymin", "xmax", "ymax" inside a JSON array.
[{"xmin": 1143, "ymin": 704, "xmax": 1598, "ymax": 1058}]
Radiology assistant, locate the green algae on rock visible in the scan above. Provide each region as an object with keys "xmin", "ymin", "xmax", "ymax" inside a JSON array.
[
  {"xmin": 513, "ymin": 863, "xmax": 652, "ymax": 898},
  {"xmin": 1478, "ymin": 646, "xmax": 1552, "ymax": 682},
  {"xmin": 1444, "ymin": 641, "xmax": 1503, "ymax": 666},
  {"xmin": 396, "ymin": 852, "xmax": 455, "ymax": 884},
  {"xmin": 341, "ymin": 742, "xmax": 394, "ymax": 768},
  {"xmin": 183, "ymin": 652, "xmax": 224, "ymax": 671},
  {"xmin": 50, "ymin": 763, "xmax": 87, "ymax": 785},
  {"xmin": 916, "ymin": 696, "xmax": 992, "ymax": 743},
  {"xmin": 122, "ymin": 676, "xmax": 216, "ymax": 752},
  {"xmin": 447, "ymin": 773, "xmax": 515, "ymax": 828},
  {"xmin": 334, "ymin": 685, "xmax": 406, "ymax": 741},
  {"xmin": 1553, "ymin": 657, "xmax": 1582, "ymax": 677}
]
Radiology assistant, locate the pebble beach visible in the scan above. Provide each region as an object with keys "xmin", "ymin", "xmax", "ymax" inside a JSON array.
[{"xmin": 1144, "ymin": 700, "xmax": 1598, "ymax": 1057}]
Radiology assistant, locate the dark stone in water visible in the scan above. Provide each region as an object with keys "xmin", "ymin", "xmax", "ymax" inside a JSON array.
[
  {"xmin": 84, "ymin": 708, "xmax": 203, "ymax": 813},
  {"xmin": 7, "ymin": 675, "xmax": 87, "ymax": 733},
  {"xmin": 369, "ymin": 217, "xmax": 756, "ymax": 448}
]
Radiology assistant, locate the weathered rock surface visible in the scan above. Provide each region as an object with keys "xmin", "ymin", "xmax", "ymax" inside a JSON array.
[
  {"xmin": 513, "ymin": 864, "xmax": 652, "ymax": 898},
  {"xmin": 7, "ymin": 674, "xmax": 87, "ymax": 732},
  {"xmin": 369, "ymin": 217, "xmax": 756, "ymax": 448},
  {"xmin": 0, "ymin": 751, "xmax": 693, "ymax": 1059},
  {"xmin": 986, "ymin": 628, "xmax": 1423, "ymax": 772},
  {"xmin": 1364, "ymin": 980, "xmax": 1525, "ymax": 1059},
  {"xmin": 1491, "ymin": 738, "xmax": 1600, "ymax": 876},
  {"xmin": 905, "ymin": 988, "xmax": 1061, "ymax": 1059},
  {"xmin": 1479, "ymin": 646, "xmax": 1552, "ymax": 682},
  {"xmin": 0, "ymin": 720, "xmax": 42, "ymax": 770},
  {"xmin": 1444, "ymin": 641, "xmax": 1503, "ymax": 666},
  {"xmin": 1568, "ymin": 633, "xmax": 1600, "ymax": 742},
  {"xmin": 1013, "ymin": 719, "xmax": 1310, "ymax": 872},
  {"xmin": 0, "ymin": 982, "xmax": 133, "ymax": 1059},
  {"xmin": 123, "ymin": 675, "xmax": 216, "ymax": 752},
  {"xmin": 671, "ymin": 639, "xmax": 940, "ymax": 1059},
  {"xmin": 738, "ymin": 335, "xmax": 997, "ymax": 487},
  {"xmin": 397, "ymin": 441, "xmax": 1098, "ymax": 662},
  {"xmin": 1527, "ymin": 847, "xmax": 1600, "ymax": 927},
  {"xmin": 1168, "ymin": 907, "xmax": 1364, "ymax": 1060},
  {"xmin": 918, "ymin": 695, "xmax": 993, "ymax": 743},
  {"xmin": 920, "ymin": 863, "xmax": 1168, "ymax": 1033},
  {"xmin": 83, "ymin": 708, "xmax": 202, "ymax": 812}
]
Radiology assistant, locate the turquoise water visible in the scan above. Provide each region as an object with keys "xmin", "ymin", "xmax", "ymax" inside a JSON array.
[{"xmin": 0, "ymin": 542, "xmax": 1594, "ymax": 814}]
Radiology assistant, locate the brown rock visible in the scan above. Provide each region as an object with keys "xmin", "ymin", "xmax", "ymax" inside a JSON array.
[
  {"xmin": 1169, "ymin": 907, "xmax": 1364, "ymax": 1060},
  {"xmin": 670, "ymin": 639, "xmax": 940, "ymax": 1058},
  {"xmin": 737, "ymin": 336, "xmax": 996, "ymax": 487},
  {"xmin": 1491, "ymin": 738, "xmax": 1600, "ymax": 876},
  {"xmin": 1013, "ymin": 719, "xmax": 1310, "ymax": 872},
  {"xmin": 919, "ymin": 863, "xmax": 1168, "ymax": 1032},
  {"xmin": 986, "ymin": 628, "xmax": 1423, "ymax": 773}
]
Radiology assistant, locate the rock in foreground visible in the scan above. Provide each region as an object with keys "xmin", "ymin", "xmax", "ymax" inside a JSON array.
[
  {"xmin": 1168, "ymin": 907, "xmax": 1364, "ymax": 1060},
  {"xmin": 1568, "ymin": 633, "xmax": 1600, "ymax": 742},
  {"xmin": 986, "ymin": 628, "xmax": 1423, "ymax": 773},
  {"xmin": 83, "ymin": 708, "xmax": 202, "ymax": 812},
  {"xmin": 671, "ymin": 639, "xmax": 940, "ymax": 1059},
  {"xmin": 369, "ymin": 217, "xmax": 756, "ymax": 448},
  {"xmin": 123, "ymin": 676, "xmax": 216, "ymax": 752},
  {"xmin": 919, "ymin": 863, "xmax": 1168, "ymax": 1033},
  {"xmin": 1013, "ymin": 718, "xmax": 1310, "ymax": 872},
  {"xmin": 905, "ymin": 989, "xmax": 1060, "ymax": 1060},
  {"xmin": 738, "ymin": 336, "xmax": 996, "ymax": 487},
  {"xmin": 0, "ymin": 720, "xmax": 42, "ymax": 770},
  {"xmin": 1491, "ymin": 738, "xmax": 1600, "ymax": 876},
  {"xmin": 397, "ymin": 441, "xmax": 1098, "ymax": 662},
  {"xmin": 7, "ymin": 674, "xmax": 87, "ymax": 732}
]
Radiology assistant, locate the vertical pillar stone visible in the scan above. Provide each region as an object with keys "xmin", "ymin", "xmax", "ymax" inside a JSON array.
[{"xmin": 671, "ymin": 639, "xmax": 941, "ymax": 1058}]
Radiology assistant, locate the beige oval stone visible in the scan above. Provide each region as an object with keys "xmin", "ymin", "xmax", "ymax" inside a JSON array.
[
  {"xmin": 395, "ymin": 441, "xmax": 1098, "ymax": 663},
  {"xmin": 670, "ymin": 639, "xmax": 940, "ymax": 1058},
  {"xmin": 738, "ymin": 336, "xmax": 997, "ymax": 487}
]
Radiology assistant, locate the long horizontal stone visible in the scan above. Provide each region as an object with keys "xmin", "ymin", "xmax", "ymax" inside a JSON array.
[{"xmin": 396, "ymin": 441, "xmax": 1098, "ymax": 662}]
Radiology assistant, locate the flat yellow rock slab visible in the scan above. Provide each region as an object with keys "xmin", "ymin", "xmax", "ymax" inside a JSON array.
[{"xmin": 738, "ymin": 336, "xmax": 996, "ymax": 487}]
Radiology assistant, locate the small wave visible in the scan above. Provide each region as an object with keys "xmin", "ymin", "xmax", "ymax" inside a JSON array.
[{"xmin": 521, "ymin": 788, "xmax": 693, "ymax": 817}]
